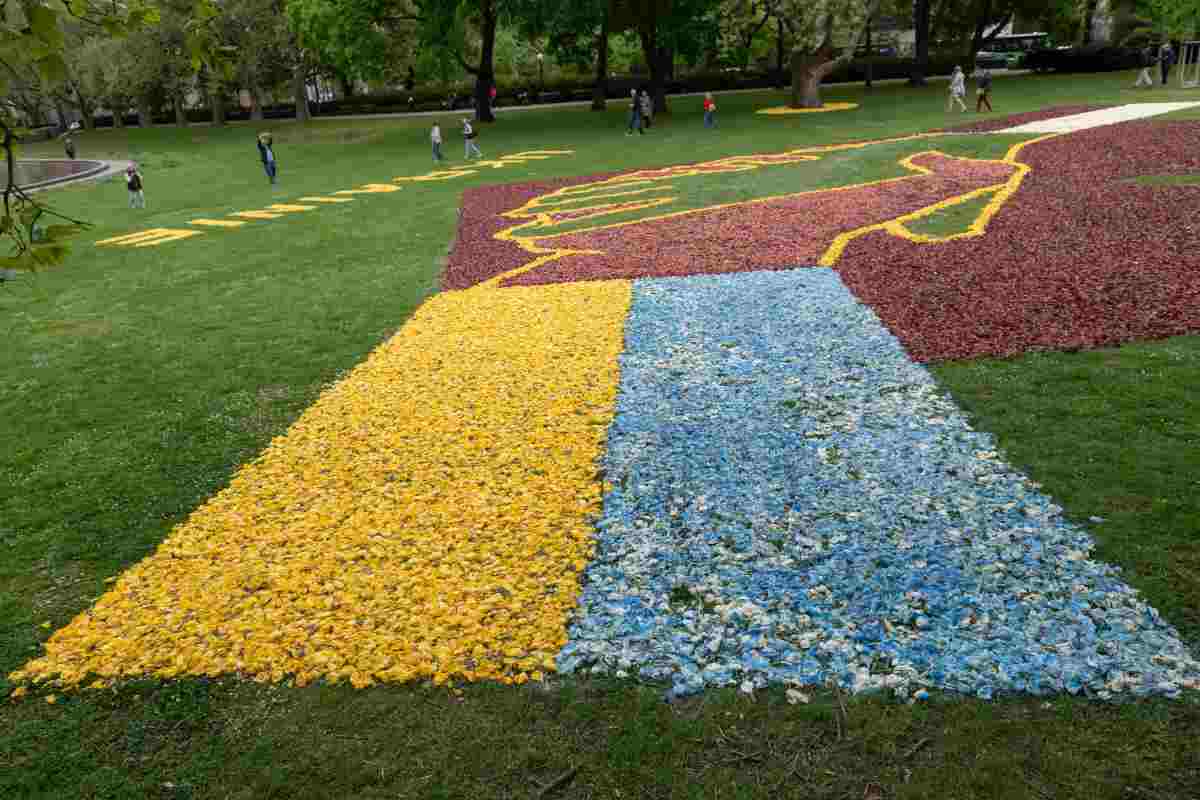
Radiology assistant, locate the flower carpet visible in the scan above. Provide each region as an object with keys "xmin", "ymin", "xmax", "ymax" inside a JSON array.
[{"xmin": 13, "ymin": 116, "xmax": 1200, "ymax": 701}]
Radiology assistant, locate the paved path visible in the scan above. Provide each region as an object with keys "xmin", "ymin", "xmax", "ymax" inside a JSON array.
[
  {"xmin": 279, "ymin": 70, "xmax": 1032, "ymax": 124},
  {"xmin": 999, "ymin": 101, "xmax": 1200, "ymax": 133},
  {"xmin": 24, "ymin": 159, "xmax": 131, "ymax": 193}
]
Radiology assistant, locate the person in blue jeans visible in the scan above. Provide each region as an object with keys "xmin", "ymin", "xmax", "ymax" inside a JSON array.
[
  {"xmin": 257, "ymin": 132, "xmax": 278, "ymax": 184},
  {"xmin": 626, "ymin": 89, "xmax": 643, "ymax": 135}
]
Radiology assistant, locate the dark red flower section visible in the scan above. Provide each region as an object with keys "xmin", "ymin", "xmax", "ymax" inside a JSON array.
[
  {"xmin": 937, "ymin": 105, "xmax": 1111, "ymax": 134},
  {"xmin": 504, "ymin": 154, "xmax": 1016, "ymax": 287},
  {"xmin": 441, "ymin": 173, "xmax": 618, "ymax": 291},
  {"xmin": 836, "ymin": 120, "xmax": 1200, "ymax": 362}
]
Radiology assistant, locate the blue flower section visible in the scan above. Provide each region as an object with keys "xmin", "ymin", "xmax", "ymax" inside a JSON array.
[{"xmin": 559, "ymin": 269, "xmax": 1200, "ymax": 700}]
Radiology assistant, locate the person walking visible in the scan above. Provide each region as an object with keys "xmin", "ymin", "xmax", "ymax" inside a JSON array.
[
  {"xmin": 257, "ymin": 132, "xmax": 278, "ymax": 185},
  {"xmin": 639, "ymin": 89, "xmax": 654, "ymax": 129},
  {"xmin": 626, "ymin": 89, "xmax": 643, "ymax": 136},
  {"xmin": 703, "ymin": 92, "xmax": 717, "ymax": 128},
  {"xmin": 948, "ymin": 66, "xmax": 968, "ymax": 111},
  {"xmin": 1160, "ymin": 41, "xmax": 1176, "ymax": 86},
  {"xmin": 462, "ymin": 117, "xmax": 482, "ymax": 159},
  {"xmin": 974, "ymin": 67, "xmax": 993, "ymax": 112},
  {"xmin": 125, "ymin": 165, "xmax": 145, "ymax": 209},
  {"xmin": 431, "ymin": 120, "xmax": 444, "ymax": 162},
  {"xmin": 62, "ymin": 131, "xmax": 76, "ymax": 159},
  {"xmin": 1135, "ymin": 45, "xmax": 1156, "ymax": 88}
]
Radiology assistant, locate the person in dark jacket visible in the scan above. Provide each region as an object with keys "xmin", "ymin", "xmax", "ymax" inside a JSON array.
[
  {"xmin": 125, "ymin": 164, "xmax": 145, "ymax": 209},
  {"xmin": 974, "ymin": 67, "xmax": 993, "ymax": 112},
  {"xmin": 1135, "ymin": 46, "xmax": 1155, "ymax": 88},
  {"xmin": 257, "ymin": 132, "xmax": 277, "ymax": 184},
  {"xmin": 1160, "ymin": 42, "xmax": 1176, "ymax": 86}
]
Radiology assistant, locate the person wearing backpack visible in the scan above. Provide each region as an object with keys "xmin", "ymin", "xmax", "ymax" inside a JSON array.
[
  {"xmin": 125, "ymin": 165, "xmax": 145, "ymax": 209},
  {"xmin": 462, "ymin": 117, "xmax": 482, "ymax": 159}
]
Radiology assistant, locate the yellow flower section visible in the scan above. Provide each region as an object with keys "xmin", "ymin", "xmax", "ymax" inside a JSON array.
[
  {"xmin": 12, "ymin": 280, "xmax": 632, "ymax": 690},
  {"xmin": 756, "ymin": 102, "xmax": 859, "ymax": 115}
]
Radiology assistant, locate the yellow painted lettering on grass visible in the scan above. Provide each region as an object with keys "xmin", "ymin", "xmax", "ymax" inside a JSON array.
[
  {"xmin": 398, "ymin": 169, "xmax": 477, "ymax": 182},
  {"xmin": 96, "ymin": 229, "xmax": 203, "ymax": 247},
  {"xmin": 230, "ymin": 210, "xmax": 284, "ymax": 220},
  {"xmin": 12, "ymin": 280, "xmax": 631, "ymax": 690},
  {"xmin": 189, "ymin": 219, "xmax": 248, "ymax": 228},
  {"xmin": 264, "ymin": 204, "xmax": 317, "ymax": 212},
  {"xmin": 334, "ymin": 183, "xmax": 402, "ymax": 195}
]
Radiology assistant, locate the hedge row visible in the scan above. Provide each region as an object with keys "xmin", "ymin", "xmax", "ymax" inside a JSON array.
[{"xmin": 1026, "ymin": 45, "xmax": 1143, "ymax": 73}]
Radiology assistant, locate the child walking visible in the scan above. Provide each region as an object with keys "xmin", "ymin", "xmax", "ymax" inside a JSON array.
[
  {"xmin": 257, "ymin": 132, "xmax": 278, "ymax": 184},
  {"xmin": 703, "ymin": 93, "xmax": 717, "ymax": 128},
  {"xmin": 125, "ymin": 165, "xmax": 145, "ymax": 209},
  {"xmin": 947, "ymin": 66, "xmax": 967, "ymax": 112},
  {"xmin": 431, "ymin": 120, "xmax": 444, "ymax": 162},
  {"xmin": 462, "ymin": 118, "xmax": 482, "ymax": 159}
]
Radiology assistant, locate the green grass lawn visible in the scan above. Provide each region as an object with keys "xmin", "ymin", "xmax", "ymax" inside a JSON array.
[{"xmin": 2, "ymin": 70, "xmax": 1199, "ymax": 799}]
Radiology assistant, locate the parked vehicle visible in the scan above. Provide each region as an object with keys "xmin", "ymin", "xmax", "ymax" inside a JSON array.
[{"xmin": 977, "ymin": 31, "xmax": 1054, "ymax": 69}]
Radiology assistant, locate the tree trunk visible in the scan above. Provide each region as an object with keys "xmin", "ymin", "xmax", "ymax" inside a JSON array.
[
  {"xmin": 864, "ymin": 17, "xmax": 873, "ymax": 89},
  {"xmin": 250, "ymin": 85, "xmax": 264, "ymax": 121},
  {"xmin": 791, "ymin": 48, "xmax": 840, "ymax": 108},
  {"xmin": 339, "ymin": 74, "xmax": 354, "ymax": 99},
  {"xmin": 1081, "ymin": 0, "xmax": 1099, "ymax": 46},
  {"xmin": 113, "ymin": 105, "xmax": 125, "ymax": 128},
  {"xmin": 909, "ymin": 0, "xmax": 930, "ymax": 86},
  {"xmin": 293, "ymin": 64, "xmax": 311, "ymax": 122},
  {"xmin": 638, "ymin": 20, "xmax": 669, "ymax": 114},
  {"xmin": 965, "ymin": 1, "xmax": 1010, "ymax": 71},
  {"xmin": 75, "ymin": 89, "xmax": 95, "ymax": 130},
  {"xmin": 473, "ymin": 0, "xmax": 498, "ymax": 122},
  {"xmin": 138, "ymin": 100, "xmax": 154, "ymax": 127},
  {"xmin": 592, "ymin": 9, "xmax": 609, "ymax": 111},
  {"xmin": 174, "ymin": 92, "xmax": 188, "ymax": 126},
  {"xmin": 775, "ymin": 19, "xmax": 786, "ymax": 88},
  {"xmin": 210, "ymin": 88, "xmax": 226, "ymax": 126}
]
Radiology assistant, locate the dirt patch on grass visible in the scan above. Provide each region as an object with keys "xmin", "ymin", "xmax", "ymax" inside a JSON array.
[
  {"xmin": 43, "ymin": 320, "xmax": 114, "ymax": 338},
  {"xmin": 1102, "ymin": 494, "xmax": 1156, "ymax": 513}
]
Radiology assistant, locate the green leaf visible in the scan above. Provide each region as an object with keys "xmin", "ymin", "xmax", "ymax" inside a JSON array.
[
  {"xmin": 42, "ymin": 224, "xmax": 83, "ymax": 242},
  {"xmin": 36, "ymin": 52, "xmax": 67, "ymax": 85},
  {"xmin": 0, "ymin": 216, "xmax": 12, "ymax": 234},
  {"xmin": 29, "ymin": 242, "xmax": 69, "ymax": 266},
  {"xmin": 28, "ymin": 5, "xmax": 59, "ymax": 39},
  {"xmin": 18, "ymin": 207, "xmax": 38, "ymax": 227}
]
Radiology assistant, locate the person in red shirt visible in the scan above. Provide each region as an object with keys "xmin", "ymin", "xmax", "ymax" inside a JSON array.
[{"xmin": 703, "ymin": 93, "xmax": 717, "ymax": 128}]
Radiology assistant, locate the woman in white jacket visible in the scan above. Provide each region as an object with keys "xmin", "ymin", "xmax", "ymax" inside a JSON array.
[{"xmin": 948, "ymin": 66, "xmax": 967, "ymax": 112}]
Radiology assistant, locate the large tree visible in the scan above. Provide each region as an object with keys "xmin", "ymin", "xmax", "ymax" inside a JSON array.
[
  {"xmin": 417, "ymin": 0, "xmax": 517, "ymax": 122},
  {"xmin": 909, "ymin": 0, "xmax": 930, "ymax": 85},
  {"xmin": 1, "ymin": 0, "xmax": 156, "ymax": 277},
  {"xmin": 930, "ymin": 0, "xmax": 1046, "ymax": 68},
  {"xmin": 771, "ymin": 0, "xmax": 880, "ymax": 108},
  {"xmin": 611, "ymin": 0, "xmax": 717, "ymax": 113}
]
